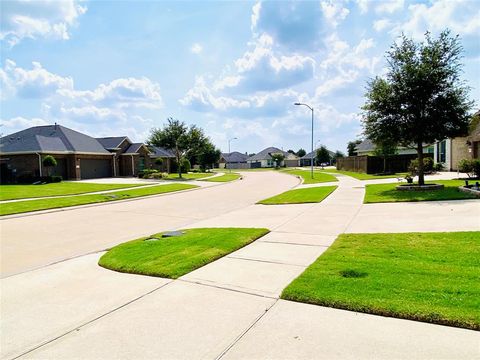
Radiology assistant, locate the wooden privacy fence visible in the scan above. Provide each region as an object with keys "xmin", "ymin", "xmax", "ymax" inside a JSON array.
[{"xmin": 337, "ymin": 154, "xmax": 433, "ymax": 174}]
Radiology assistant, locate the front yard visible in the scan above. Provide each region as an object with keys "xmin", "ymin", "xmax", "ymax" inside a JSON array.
[
  {"xmin": 281, "ymin": 232, "xmax": 480, "ymax": 330},
  {"xmin": 364, "ymin": 180, "xmax": 477, "ymax": 203},
  {"xmin": 280, "ymin": 169, "xmax": 338, "ymax": 184},
  {"xmin": 0, "ymin": 184, "xmax": 197, "ymax": 216},
  {"xmin": 0, "ymin": 182, "xmax": 143, "ymax": 201}
]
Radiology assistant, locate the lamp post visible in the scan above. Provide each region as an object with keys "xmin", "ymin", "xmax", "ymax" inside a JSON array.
[
  {"xmin": 227, "ymin": 137, "xmax": 237, "ymax": 172},
  {"xmin": 294, "ymin": 102, "xmax": 314, "ymax": 179}
]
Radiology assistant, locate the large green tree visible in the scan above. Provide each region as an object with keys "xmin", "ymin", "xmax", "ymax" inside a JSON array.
[
  {"xmin": 197, "ymin": 141, "xmax": 221, "ymax": 171},
  {"xmin": 362, "ymin": 30, "xmax": 473, "ymax": 185},
  {"xmin": 316, "ymin": 146, "xmax": 331, "ymax": 165},
  {"xmin": 148, "ymin": 118, "xmax": 209, "ymax": 178}
]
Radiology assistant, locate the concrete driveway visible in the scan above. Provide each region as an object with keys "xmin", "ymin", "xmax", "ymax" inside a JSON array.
[{"xmin": 1, "ymin": 170, "xmax": 479, "ymax": 359}]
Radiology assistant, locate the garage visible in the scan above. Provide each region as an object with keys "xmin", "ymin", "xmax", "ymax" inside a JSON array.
[{"xmin": 80, "ymin": 159, "xmax": 112, "ymax": 179}]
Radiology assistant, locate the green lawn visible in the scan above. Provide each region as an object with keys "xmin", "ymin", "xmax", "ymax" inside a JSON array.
[
  {"xmin": 99, "ymin": 227, "xmax": 269, "ymax": 278},
  {"xmin": 165, "ymin": 172, "xmax": 215, "ymax": 180},
  {"xmin": 258, "ymin": 186, "xmax": 337, "ymax": 205},
  {"xmin": 202, "ymin": 173, "xmax": 241, "ymax": 182},
  {"xmin": 320, "ymin": 169, "xmax": 408, "ymax": 180},
  {"xmin": 0, "ymin": 182, "xmax": 143, "ymax": 201},
  {"xmin": 280, "ymin": 169, "xmax": 338, "ymax": 184},
  {"xmin": 282, "ymin": 232, "xmax": 480, "ymax": 330},
  {"xmin": 0, "ymin": 184, "xmax": 197, "ymax": 216},
  {"xmin": 365, "ymin": 180, "xmax": 477, "ymax": 203}
]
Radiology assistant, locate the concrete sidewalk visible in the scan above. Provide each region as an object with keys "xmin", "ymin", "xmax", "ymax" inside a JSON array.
[{"xmin": 1, "ymin": 171, "xmax": 479, "ymax": 359}]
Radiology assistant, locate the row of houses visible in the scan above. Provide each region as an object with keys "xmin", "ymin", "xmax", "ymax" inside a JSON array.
[
  {"xmin": 0, "ymin": 124, "xmax": 175, "ymax": 181},
  {"xmin": 218, "ymin": 147, "xmax": 327, "ymax": 169}
]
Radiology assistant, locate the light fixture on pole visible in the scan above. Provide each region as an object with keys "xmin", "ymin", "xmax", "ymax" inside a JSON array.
[
  {"xmin": 294, "ymin": 102, "xmax": 314, "ymax": 179},
  {"xmin": 227, "ymin": 137, "xmax": 237, "ymax": 172}
]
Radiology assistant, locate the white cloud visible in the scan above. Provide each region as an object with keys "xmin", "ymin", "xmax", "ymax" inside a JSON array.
[
  {"xmin": 355, "ymin": 0, "xmax": 370, "ymax": 14},
  {"xmin": 191, "ymin": 43, "xmax": 203, "ymax": 54},
  {"xmin": 398, "ymin": 0, "xmax": 480, "ymax": 39},
  {"xmin": 375, "ymin": 0, "xmax": 404, "ymax": 14},
  {"xmin": 1, "ymin": 116, "xmax": 49, "ymax": 133},
  {"xmin": 1, "ymin": 60, "xmax": 163, "ymax": 109},
  {"xmin": 373, "ymin": 19, "xmax": 393, "ymax": 32},
  {"xmin": 0, "ymin": 0, "xmax": 87, "ymax": 46},
  {"xmin": 320, "ymin": 0, "xmax": 350, "ymax": 28}
]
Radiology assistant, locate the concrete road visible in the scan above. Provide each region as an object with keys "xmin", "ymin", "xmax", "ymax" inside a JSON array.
[
  {"xmin": 1, "ymin": 171, "xmax": 479, "ymax": 359},
  {"xmin": 0, "ymin": 171, "xmax": 299, "ymax": 277}
]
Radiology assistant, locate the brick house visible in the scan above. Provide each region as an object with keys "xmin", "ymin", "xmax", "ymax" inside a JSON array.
[{"xmin": 0, "ymin": 125, "xmax": 174, "ymax": 181}]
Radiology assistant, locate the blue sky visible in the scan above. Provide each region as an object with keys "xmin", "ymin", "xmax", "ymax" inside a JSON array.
[{"xmin": 1, "ymin": 0, "xmax": 479, "ymax": 154}]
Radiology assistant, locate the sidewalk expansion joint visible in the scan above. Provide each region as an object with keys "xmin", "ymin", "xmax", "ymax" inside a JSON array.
[
  {"xmin": 258, "ymin": 239, "xmax": 330, "ymax": 248},
  {"xmin": 215, "ymin": 299, "xmax": 279, "ymax": 360},
  {"xmin": 178, "ymin": 278, "xmax": 277, "ymax": 300},
  {"xmin": 9, "ymin": 281, "xmax": 173, "ymax": 360},
  {"xmin": 225, "ymin": 255, "xmax": 307, "ymax": 268}
]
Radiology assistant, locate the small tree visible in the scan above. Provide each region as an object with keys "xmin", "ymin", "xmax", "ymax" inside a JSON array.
[
  {"xmin": 316, "ymin": 146, "xmax": 331, "ymax": 165},
  {"xmin": 42, "ymin": 155, "xmax": 57, "ymax": 176},
  {"xmin": 332, "ymin": 150, "xmax": 345, "ymax": 165},
  {"xmin": 362, "ymin": 30, "xmax": 473, "ymax": 185},
  {"xmin": 296, "ymin": 148, "xmax": 306, "ymax": 157},
  {"xmin": 198, "ymin": 142, "xmax": 221, "ymax": 171},
  {"xmin": 347, "ymin": 140, "xmax": 362, "ymax": 156},
  {"xmin": 154, "ymin": 157, "xmax": 163, "ymax": 166},
  {"xmin": 373, "ymin": 140, "xmax": 398, "ymax": 174},
  {"xmin": 270, "ymin": 153, "xmax": 285, "ymax": 169}
]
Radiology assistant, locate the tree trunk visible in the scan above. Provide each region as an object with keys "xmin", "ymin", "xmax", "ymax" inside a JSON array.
[
  {"xmin": 417, "ymin": 142, "xmax": 424, "ymax": 186},
  {"xmin": 176, "ymin": 145, "xmax": 182, "ymax": 179},
  {"xmin": 383, "ymin": 156, "xmax": 387, "ymax": 173}
]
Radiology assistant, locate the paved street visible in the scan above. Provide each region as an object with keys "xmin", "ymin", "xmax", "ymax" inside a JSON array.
[{"xmin": 1, "ymin": 171, "xmax": 479, "ymax": 359}]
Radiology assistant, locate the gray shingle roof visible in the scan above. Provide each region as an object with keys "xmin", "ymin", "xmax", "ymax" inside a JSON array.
[
  {"xmin": 148, "ymin": 146, "xmax": 175, "ymax": 158},
  {"xmin": 221, "ymin": 151, "xmax": 248, "ymax": 163},
  {"xmin": 301, "ymin": 148, "xmax": 335, "ymax": 159},
  {"xmin": 355, "ymin": 139, "xmax": 373, "ymax": 153},
  {"xmin": 0, "ymin": 125, "xmax": 111, "ymax": 154},
  {"xmin": 248, "ymin": 147, "xmax": 287, "ymax": 161},
  {"xmin": 123, "ymin": 143, "xmax": 145, "ymax": 154},
  {"xmin": 96, "ymin": 136, "xmax": 129, "ymax": 149}
]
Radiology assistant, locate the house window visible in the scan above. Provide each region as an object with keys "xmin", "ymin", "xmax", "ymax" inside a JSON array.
[
  {"xmin": 267, "ymin": 160, "xmax": 273, "ymax": 167},
  {"xmin": 436, "ymin": 140, "xmax": 446, "ymax": 163},
  {"xmin": 139, "ymin": 157, "xmax": 145, "ymax": 171}
]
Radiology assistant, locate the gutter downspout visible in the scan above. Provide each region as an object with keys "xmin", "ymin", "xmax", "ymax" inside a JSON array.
[
  {"xmin": 131, "ymin": 154, "xmax": 135, "ymax": 176},
  {"xmin": 113, "ymin": 154, "xmax": 116, "ymax": 177},
  {"xmin": 36, "ymin": 152, "xmax": 42, "ymax": 177}
]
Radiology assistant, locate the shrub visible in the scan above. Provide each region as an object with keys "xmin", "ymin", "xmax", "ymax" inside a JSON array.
[
  {"xmin": 181, "ymin": 158, "xmax": 191, "ymax": 173},
  {"xmin": 433, "ymin": 162, "xmax": 445, "ymax": 172},
  {"xmin": 50, "ymin": 176, "xmax": 62, "ymax": 183},
  {"xmin": 458, "ymin": 159, "xmax": 480, "ymax": 178},
  {"xmin": 145, "ymin": 172, "xmax": 167, "ymax": 179},
  {"xmin": 139, "ymin": 169, "xmax": 159, "ymax": 178},
  {"xmin": 409, "ymin": 157, "xmax": 434, "ymax": 175}
]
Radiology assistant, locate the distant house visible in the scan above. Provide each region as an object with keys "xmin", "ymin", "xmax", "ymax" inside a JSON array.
[
  {"xmin": 433, "ymin": 111, "xmax": 480, "ymax": 171},
  {"xmin": 247, "ymin": 147, "xmax": 291, "ymax": 168},
  {"xmin": 0, "ymin": 124, "xmax": 174, "ymax": 181},
  {"xmin": 355, "ymin": 139, "xmax": 433, "ymax": 156},
  {"xmin": 300, "ymin": 148, "xmax": 335, "ymax": 167},
  {"xmin": 284, "ymin": 152, "xmax": 300, "ymax": 167},
  {"xmin": 218, "ymin": 151, "xmax": 249, "ymax": 169}
]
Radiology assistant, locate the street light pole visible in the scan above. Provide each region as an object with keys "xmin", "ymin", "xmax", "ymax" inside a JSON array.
[
  {"xmin": 227, "ymin": 137, "xmax": 237, "ymax": 172},
  {"xmin": 294, "ymin": 102, "xmax": 314, "ymax": 179}
]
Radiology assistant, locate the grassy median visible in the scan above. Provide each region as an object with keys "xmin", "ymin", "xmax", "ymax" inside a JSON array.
[
  {"xmin": 258, "ymin": 186, "xmax": 337, "ymax": 205},
  {"xmin": 365, "ymin": 180, "xmax": 476, "ymax": 203},
  {"xmin": 0, "ymin": 184, "xmax": 197, "ymax": 216},
  {"xmin": 99, "ymin": 227, "xmax": 269, "ymax": 278},
  {"xmin": 280, "ymin": 169, "xmax": 337, "ymax": 184},
  {"xmin": 203, "ymin": 173, "xmax": 241, "ymax": 182},
  {"xmin": 0, "ymin": 182, "xmax": 143, "ymax": 201},
  {"xmin": 319, "ymin": 169, "xmax": 408, "ymax": 180},
  {"xmin": 281, "ymin": 232, "xmax": 480, "ymax": 330}
]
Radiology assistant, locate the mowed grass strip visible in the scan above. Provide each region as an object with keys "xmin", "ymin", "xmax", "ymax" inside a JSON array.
[
  {"xmin": 365, "ymin": 180, "xmax": 477, "ymax": 203},
  {"xmin": 0, "ymin": 184, "xmax": 197, "ymax": 216},
  {"xmin": 320, "ymin": 169, "xmax": 408, "ymax": 180},
  {"xmin": 165, "ymin": 172, "xmax": 215, "ymax": 180},
  {"xmin": 281, "ymin": 232, "xmax": 480, "ymax": 330},
  {"xmin": 281, "ymin": 169, "xmax": 338, "ymax": 184},
  {"xmin": 258, "ymin": 186, "xmax": 337, "ymax": 205},
  {"xmin": 203, "ymin": 173, "xmax": 241, "ymax": 182},
  {"xmin": 99, "ymin": 227, "xmax": 269, "ymax": 278},
  {"xmin": 0, "ymin": 182, "xmax": 143, "ymax": 201}
]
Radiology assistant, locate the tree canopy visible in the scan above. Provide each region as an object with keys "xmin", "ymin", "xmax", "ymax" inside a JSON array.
[
  {"xmin": 296, "ymin": 148, "xmax": 306, "ymax": 157},
  {"xmin": 347, "ymin": 140, "xmax": 361, "ymax": 156},
  {"xmin": 148, "ymin": 118, "xmax": 216, "ymax": 177},
  {"xmin": 362, "ymin": 30, "xmax": 473, "ymax": 184},
  {"xmin": 316, "ymin": 146, "xmax": 331, "ymax": 165}
]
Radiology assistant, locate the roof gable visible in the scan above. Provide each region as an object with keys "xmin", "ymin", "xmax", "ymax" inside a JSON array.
[
  {"xmin": 96, "ymin": 136, "xmax": 130, "ymax": 149},
  {"xmin": 248, "ymin": 147, "xmax": 287, "ymax": 161}
]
